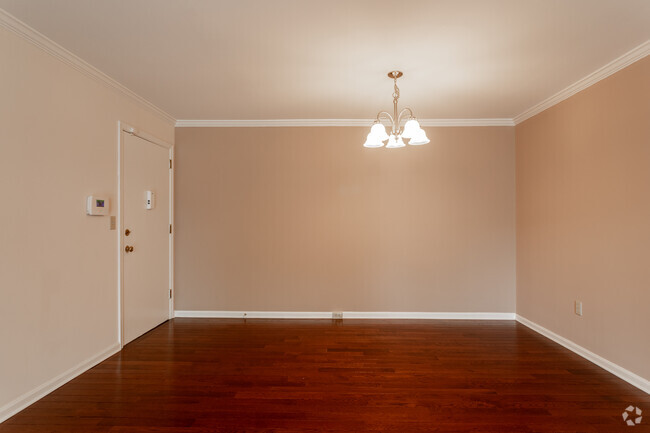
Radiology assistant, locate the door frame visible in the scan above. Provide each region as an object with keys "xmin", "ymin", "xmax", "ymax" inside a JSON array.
[{"xmin": 117, "ymin": 121, "xmax": 174, "ymax": 348}]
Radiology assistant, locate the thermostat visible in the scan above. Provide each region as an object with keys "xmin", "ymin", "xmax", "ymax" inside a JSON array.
[{"xmin": 86, "ymin": 196, "xmax": 109, "ymax": 216}]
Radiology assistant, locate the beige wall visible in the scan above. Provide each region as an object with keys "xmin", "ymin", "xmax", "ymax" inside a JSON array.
[
  {"xmin": 0, "ymin": 26, "xmax": 174, "ymax": 415},
  {"xmin": 175, "ymin": 126, "xmax": 516, "ymax": 313},
  {"xmin": 5, "ymin": 4, "xmax": 646, "ymax": 416},
  {"xmin": 516, "ymin": 56, "xmax": 650, "ymax": 381}
]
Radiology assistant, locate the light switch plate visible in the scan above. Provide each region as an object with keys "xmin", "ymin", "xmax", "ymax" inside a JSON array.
[{"xmin": 575, "ymin": 301, "xmax": 583, "ymax": 316}]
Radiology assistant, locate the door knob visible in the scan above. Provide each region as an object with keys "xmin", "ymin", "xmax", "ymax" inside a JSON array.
[
  {"xmin": 125, "ymin": 245, "xmax": 134, "ymax": 253},
  {"xmin": 125, "ymin": 229, "xmax": 131, "ymax": 236}
]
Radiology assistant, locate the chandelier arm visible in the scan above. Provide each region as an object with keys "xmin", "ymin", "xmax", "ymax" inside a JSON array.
[
  {"xmin": 396, "ymin": 107, "xmax": 415, "ymax": 133},
  {"xmin": 375, "ymin": 111, "xmax": 395, "ymax": 129},
  {"xmin": 397, "ymin": 107, "xmax": 414, "ymax": 122}
]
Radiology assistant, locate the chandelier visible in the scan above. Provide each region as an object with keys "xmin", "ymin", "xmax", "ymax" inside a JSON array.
[{"xmin": 363, "ymin": 71, "xmax": 430, "ymax": 148}]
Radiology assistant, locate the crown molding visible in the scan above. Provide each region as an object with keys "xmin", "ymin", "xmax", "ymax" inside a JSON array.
[
  {"xmin": 176, "ymin": 119, "xmax": 371, "ymax": 127},
  {"xmin": 514, "ymin": 40, "xmax": 650, "ymax": 125},
  {"xmin": 419, "ymin": 118, "xmax": 514, "ymax": 127},
  {"xmin": 3, "ymin": 5, "xmax": 646, "ymax": 129},
  {"xmin": 175, "ymin": 118, "xmax": 515, "ymax": 127},
  {"xmin": 0, "ymin": 8, "xmax": 176, "ymax": 126}
]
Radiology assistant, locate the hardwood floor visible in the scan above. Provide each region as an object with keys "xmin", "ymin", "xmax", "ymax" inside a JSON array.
[{"xmin": 1, "ymin": 319, "xmax": 648, "ymax": 432}]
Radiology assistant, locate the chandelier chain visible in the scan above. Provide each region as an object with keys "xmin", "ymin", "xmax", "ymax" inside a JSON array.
[{"xmin": 392, "ymin": 77, "xmax": 400, "ymax": 105}]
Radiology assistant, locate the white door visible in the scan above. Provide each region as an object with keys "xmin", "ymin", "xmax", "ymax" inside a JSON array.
[{"xmin": 122, "ymin": 131, "xmax": 171, "ymax": 345}]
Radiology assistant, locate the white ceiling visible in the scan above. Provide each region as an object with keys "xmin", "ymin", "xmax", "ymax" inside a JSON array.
[{"xmin": 1, "ymin": 0, "xmax": 649, "ymax": 120}]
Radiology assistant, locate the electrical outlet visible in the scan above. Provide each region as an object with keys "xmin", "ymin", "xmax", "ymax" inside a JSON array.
[
  {"xmin": 575, "ymin": 301, "xmax": 583, "ymax": 317},
  {"xmin": 332, "ymin": 312, "xmax": 343, "ymax": 320}
]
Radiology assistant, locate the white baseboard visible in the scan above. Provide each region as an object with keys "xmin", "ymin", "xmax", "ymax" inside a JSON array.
[
  {"xmin": 174, "ymin": 310, "xmax": 516, "ymax": 320},
  {"xmin": 343, "ymin": 311, "xmax": 515, "ymax": 320},
  {"xmin": 516, "ymin": 315, "xmax": 650, "ymax": 395},
  {"xmin": 0, "ymin": 342, "xmax": 121, "ymax": 423},
  {"xmin": 174, "ymin": 310, "xmax": 332, "ymax": 319}
]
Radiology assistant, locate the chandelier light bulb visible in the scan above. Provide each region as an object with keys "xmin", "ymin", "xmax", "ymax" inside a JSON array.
[
  {"xmin": 385, "ymin": 135, "xmax": 400, "ymax": 148},
  {"xmin": 380, "ymin": 132, "xmax": 409, "ymax": 149},
  {"xmin": 370, "ymin": 123, "xmax": 389, "ymax": 141},
  {"xmin": 363, "ymin": 71, "xmax": 428, "ymax": 149},
  {"xmin": 408, "ymin": 128, "xmax": 430, "ymax": 145},
  {"xmin": 401, "ymin": 119, "xmax": 420, "ymax": 139},
  {"xmin": 363, "ymin": 132, "xmax": 384, "ymax": 148}
]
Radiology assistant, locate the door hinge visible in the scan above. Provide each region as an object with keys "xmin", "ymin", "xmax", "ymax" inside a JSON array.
[
  {"xmin": 169, "ymin": 289, "xmax": 172, "ymax": 299},
  {"xmin": 169, "ymin": 159, "xmax": 172, "ymax": 169},
  {"xmin": 170, "ymin": 224, "xmax": 172, "ymax": 234}
]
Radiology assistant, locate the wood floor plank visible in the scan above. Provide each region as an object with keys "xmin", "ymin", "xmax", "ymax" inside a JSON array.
[{"xmin": 1, "ymin": 319, "xmax": 648, "ymax": 432}]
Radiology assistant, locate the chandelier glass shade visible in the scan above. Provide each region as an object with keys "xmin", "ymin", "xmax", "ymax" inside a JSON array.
[{"xmin": 363, "ymin": 71, "xmax": 430, "ymax": 148}]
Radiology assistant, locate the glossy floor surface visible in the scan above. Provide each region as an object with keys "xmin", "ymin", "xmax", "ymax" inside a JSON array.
[{"xmin": 1, "ymin": 319, "xmax": 648, "ymax": 432}]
